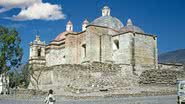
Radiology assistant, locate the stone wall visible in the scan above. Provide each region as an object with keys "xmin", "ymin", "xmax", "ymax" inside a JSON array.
[
  {"xmin": 139, "ymin": 68, "xmax": 185, "ymax": 85},
  {"xmin": 134, "ymin": 33, "xmax": 157, "ymax": 66},
  {"xmin": 85, "ymin": 26, "xmax": 104, "ymax": 62},
  {"xmin": 134, "ymin": 64, "xmax": 156, "ymax": 76},
  {"xmin": 85, "ymin": 26, "xmax": 116, "ymax": 63},
  {"xmin": 112, "ymin": 32, "xmax": 157, "ymax": 68},
  {"xmin": 29, "ymin": 62, "xmax": 185, "ymax": 96},
  {"xmin": 113, "ymin": 33, "xmax": 133, "ymax": 64},
  {"xmin": 46, "ymin": 48, "xmax": 65, "ymax": 66},
  {"xmin": 44, "ymin": 27, "xmax": 158, "ymax": 67},
  {"xmin": 101, "ymin": 34, "xmax": 113, "ymax": 63},
  {"xmin": 158, "ymin": 63, "xmax": 184, "ymax": 71},
  {"xmin": 76, "ymin": 32, "xmax": 86, "ymax": 63},
  {"xmin": 33, "ymin": 62, "xmax": 137, "ymax": 95},
  {"xmin": 46, "ymin": 32, "xmax": 86, "ymax": 66},
  {"xmin": 65, "ymin": 34, "xmax": 78, "ymax": 64}
]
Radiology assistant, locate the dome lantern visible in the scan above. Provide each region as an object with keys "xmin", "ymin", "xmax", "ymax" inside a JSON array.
[
  {"xmin": 82, "ymin": 19, "xmax": 89, "ymax": 31},
  {"xmin": 66, "ymin": 20, "xmax": 73, "ymax": 32},
  {"xmin": 127, "ymin": 19, "xmax": 133, "ymax": 26},
  {"xmin": 102, "ymin": 6, "xmax": 110, "ymax": 16},
  {"xmin": 90, "ymin": 6, "xmax": 123, "ymax": 31}
]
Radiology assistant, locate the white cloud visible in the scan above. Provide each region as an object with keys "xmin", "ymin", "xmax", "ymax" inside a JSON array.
[
  {"xmin": 0, "ymin": 0, "xmax": 41, "ymax": 9},
  {"xmin": 0, "ymin": 0, "xmax": 65, "ymax": 21},
  {"xmin": 12, "ymin": 3, "xmax": 65, "ymax": 21}
]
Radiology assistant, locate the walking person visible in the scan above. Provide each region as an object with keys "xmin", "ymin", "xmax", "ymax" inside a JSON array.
[{"xmin": 44, "ymin": 89, "xmax": 56, "ymax": 104}]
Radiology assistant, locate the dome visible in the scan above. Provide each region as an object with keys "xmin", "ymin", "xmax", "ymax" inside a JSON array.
[
  {"xmin": 54, "ymin": 20, "xmax": 75, "ymax": 41},
  {"xmin": 120, "ymin": 25, "xmax": 144, "ymax": 33},
  {"xmin": 120, "ymin": 19, "xmax": 144, "ymax": 33},
  {"xmin": 54, "ymin": 31, "xmax": 77, "ymax": 41},
  {"xmin": 54, "ymin": 31, "xmax": 68, "ymax": 41},
  {"xmin": 91, "ymin": 16, "xmax": 124, "ymax": 30}
]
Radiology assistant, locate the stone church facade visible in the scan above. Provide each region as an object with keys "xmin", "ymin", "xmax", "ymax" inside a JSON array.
[
  {"xmin": 28, "ymin": 6, "xmax": 184, "ymax": 95},
  {"xmin": 30, "ymin": 6, "xmax": 158, "ymax": 69}
]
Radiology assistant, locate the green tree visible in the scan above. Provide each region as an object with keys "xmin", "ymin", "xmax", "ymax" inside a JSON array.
[
  {"xmin": 9, "ymin": 71, "xmax": 21, "ymax": 88},
  {"xmin": 8, "ymin": 63, "xmax": 30, "ymax": 89},
  {"xmin": 21, "ymin": 63, "xmax": 30, "ymax": 88},
  {"xmin": 0, "ymin": 26, "xmax": 23, "ymax": 93}
]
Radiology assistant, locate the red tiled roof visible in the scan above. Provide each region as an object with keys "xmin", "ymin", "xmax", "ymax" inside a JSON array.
[{"xmin": 54, "ymin": 31, "xmax": 68, "ymax": 41}]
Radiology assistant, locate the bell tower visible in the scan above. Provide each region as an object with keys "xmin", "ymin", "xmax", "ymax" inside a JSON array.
[{"xmin": 29, "ymin": 35, "xmax": 46, "ymax": 67}]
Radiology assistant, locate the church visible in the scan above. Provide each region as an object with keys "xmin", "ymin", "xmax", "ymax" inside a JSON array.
[
  {"xmin": 28, "ymin": 6, "xmax": 183, "ymax": 95},
  {"xmin": 29, "ymin": 6, "xmax": 158, "ymax": 70}
]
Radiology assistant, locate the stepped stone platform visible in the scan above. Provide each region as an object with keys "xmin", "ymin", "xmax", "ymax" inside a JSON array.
[{"xmin": 28, "ymin": 62, "xmax": 184, "ymax": 97}]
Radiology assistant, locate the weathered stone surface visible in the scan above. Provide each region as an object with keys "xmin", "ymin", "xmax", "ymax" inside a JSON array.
[
  {"xmin": 30, "ymin": 62, "xmax": 138, "ymax": 95},
  {"xmin": 46, "ymin": 48, "xmax": 65, "ymax": 66},
  {"xmin": 134, "ymin": 33, "xmax": 157, "ymax": 66},
  {"xmin": 158, "ymin": 63, "xmax": 184, "ymax": 71},
  {"xmin": 28, "ymin": 61, "xmax": 185, "ymax": 96},
  {"xmin": 139, "ymin": 69, "xmax": 185, "ymax": 85}
]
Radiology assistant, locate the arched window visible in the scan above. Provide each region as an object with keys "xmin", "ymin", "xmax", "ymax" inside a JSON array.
[
  {"xmin": 69, "ymin": 26, "xmax": 72, "ymax": 31},
  {"xmin": 82, "ymin": 44, "xmax": 86, "ymax": 58},
  {"xmin": 113, "ymin": 40, "xmax": 119, "ymax": 50},
  {"xmin": 38, "ymin": 47, "xmax": 41, "ymax": 57}
]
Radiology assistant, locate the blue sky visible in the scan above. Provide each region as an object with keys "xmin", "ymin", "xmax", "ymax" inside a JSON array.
[{"xmin": 0, "ymin": 0, "xmax": 185, "ymax": 63}]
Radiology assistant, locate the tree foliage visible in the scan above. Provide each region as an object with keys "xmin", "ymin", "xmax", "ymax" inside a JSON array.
[
  {"xmin": 0, "ymin": 26, "xmax": 23, "ymax": 74},
  {"xmin": 21, "ymin": 63, "xmax": 30, "ymax": 88},
  {"xmin": 9, "ymin": 64, "xmax": 30, "ymax": 88}
]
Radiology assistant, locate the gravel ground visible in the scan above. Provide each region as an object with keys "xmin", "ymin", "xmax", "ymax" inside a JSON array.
[{"xmin": 0, "ymin": 95, "xmax": 177, "ymax": 104}]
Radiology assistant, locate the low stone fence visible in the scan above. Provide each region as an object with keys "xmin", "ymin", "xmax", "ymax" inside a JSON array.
[
  {"xmin": 9, "ymin": 89, "xmax": 47, "ymax": 97},
  {"xmin": 158, "ymin": 63, "xmax": 184, "ymax": 71},
  {"xmin": 139, "ymin": 69, "xmax": 185, "ymax": 85}
]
